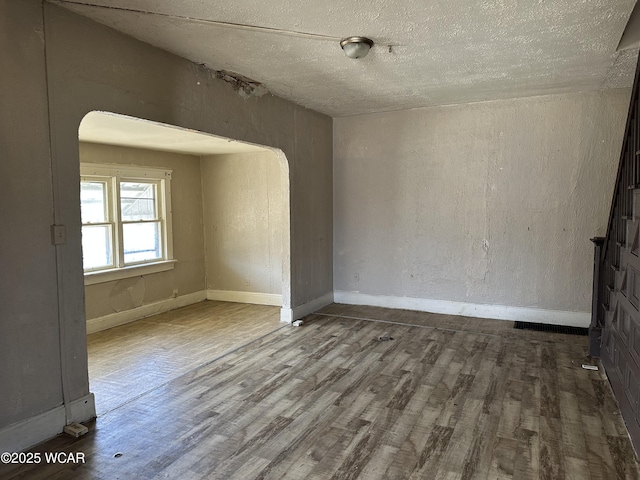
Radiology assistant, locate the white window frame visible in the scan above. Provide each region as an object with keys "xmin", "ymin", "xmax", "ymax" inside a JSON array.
[{"xmin": 80, "ymin": 163, "xmax": 175, "ymax": 285}]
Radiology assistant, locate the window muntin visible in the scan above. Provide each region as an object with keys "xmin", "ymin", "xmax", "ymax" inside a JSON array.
[
  {"xmin": 80, "ymin": 164, "xmax": 172, "ymax": 274},
  {"xmin": 120, "ymin": 182, "xmax": 157, "ymax": 221}
]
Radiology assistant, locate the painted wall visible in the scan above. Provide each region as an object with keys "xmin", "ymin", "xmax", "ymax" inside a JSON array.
[
  {"xmin": 0, "ymin": 0, "xmax": 64, "ymax": 430},
  {"xmin": 1, "ymin": 0, "xmax": 332, "ymax": 451},
  {"xmin": 43, "ymin": 2, "xmax": 332, "ymax": 313},
  {"xmin": 334, "ymin": 90, "xmax": 629, "ymax": 318},
  {"xmin": 201, "ymin": 152, "xmax": 283, "ymax": 296},
  {"xmin": 79, "ymin": 142, "xmax": 205, "ymax": 320}
]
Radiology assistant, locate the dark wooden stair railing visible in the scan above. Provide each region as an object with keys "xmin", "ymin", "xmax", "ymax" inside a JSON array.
[{"xmin": 592, "ymin": 55, "xmax": 640, "ymax": 456}]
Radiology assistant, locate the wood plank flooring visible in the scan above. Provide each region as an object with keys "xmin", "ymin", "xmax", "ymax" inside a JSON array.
[
  {"xmin": 2, "ymin": 303, "xmax": 639, "ymax": 479},
  {"xmin": 88, "ymin": 300, "xmax": 283, "ymax": 414}
]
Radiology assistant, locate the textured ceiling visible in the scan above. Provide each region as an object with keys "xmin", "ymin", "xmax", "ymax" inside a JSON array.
[{"xmin": 53, "ymin": 0, "xmax": 639, "ymax": 117}]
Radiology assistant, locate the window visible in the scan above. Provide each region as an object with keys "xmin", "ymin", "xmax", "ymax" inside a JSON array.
[{"xmin": 80, "ymin": 163, "xmax": 174, "ymax": 284}]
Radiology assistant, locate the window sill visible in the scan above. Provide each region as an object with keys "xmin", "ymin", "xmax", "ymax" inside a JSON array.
[{"xmin": 84, "ymin": 259, "xmax": 177, "ymax": 286}]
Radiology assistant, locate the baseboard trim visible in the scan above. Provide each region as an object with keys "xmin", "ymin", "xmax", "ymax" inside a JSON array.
[
  {"xmin": 333, "ymin": 292, "xmax": 590, "ymax": 327},
  {"xmin": 0, "ymin": 392, "xmax": 95, "ymax": 453},
  {"xmin": 67, "ymin": 393, "xmax": 96, "ymax": 425},
  {"xmin": 0, "ymin": 407, "xmax": 65, "ymax": 453},
  {"xmin": 283, "ymin": 292, "xmax": 334, "ymax": 324},
  {"xmin": 86, "ymin": 291, "xmax": 207, "ymax": 334},
  {"xmin": 206, "ymin": 290, "xmax": 282, "ymax": 306},
  {"xmin": 280, "ymin": 307, "xmax": 294, "ymax": 324}
]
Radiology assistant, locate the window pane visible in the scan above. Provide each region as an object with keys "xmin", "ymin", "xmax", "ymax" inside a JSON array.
[
  {"xmin": 80, "ymin": 181, "xmax": 107, "ymax": 223},
  {"xmin": 123, "ymin": 222, "xmax": 161, "ymax": 264},
  {"xmin": 82, "ymin": 225, "xmax": 113, "ymax": 269},
  {"xmin": 120, "ymin": 182, "xmax": 157, "ymax": 221}
]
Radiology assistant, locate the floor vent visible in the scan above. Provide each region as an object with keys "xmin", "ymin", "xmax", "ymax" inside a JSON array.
[{"xmin": 513, "ymin": 321, "xmax": 588, "ymax": 336}]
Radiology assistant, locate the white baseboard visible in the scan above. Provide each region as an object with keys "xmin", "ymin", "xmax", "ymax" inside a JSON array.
[
  {"xmin": 280, "ymin": 307, "xmax": 294, "ymax": 324},
  {"xmin": 67, "ymin": 393, "xmax": 96, "ymax": 425},
  {"xmin": 0, "ymin": 407, "xmax": 65, "ymax": 453},
  {"xmin": 0, "ymin": 393, "xmax": 95, "ymax": 452},
  {"xmin": 281, "ymin": 292, "xmax": 334, "ymax": 324},
  {"xmin": 86, "ymin": 290, "xmax": 207, "ymax": 334},
  {"xmin": 206, "ymin": 290, "xmax": 282, "ymax": 306},
  {"xmin": 333, "ymin": 291, "xmax": 590, "ymax": 327}
]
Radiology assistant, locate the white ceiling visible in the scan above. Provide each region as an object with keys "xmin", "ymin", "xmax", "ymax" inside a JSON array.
[
  {"xmin": 79, "ymin": 111, "xmax": 268, "ymax": 155},
  {"xmin": 55, "ymin": 0, "xmax": 639, "ymax": 117}
]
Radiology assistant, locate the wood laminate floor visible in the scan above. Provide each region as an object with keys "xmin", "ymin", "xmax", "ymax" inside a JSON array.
[
  {"xmin": 3, "ymin": 303, "xmax": 639, "ymax": 479},
  {"xmin": 87, "ymin": 301, "xmax": 283, "ymax": 415}
]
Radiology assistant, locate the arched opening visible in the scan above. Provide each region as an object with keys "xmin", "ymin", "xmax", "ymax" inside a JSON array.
[{"xmin": 78, "ymin": 111, "xmax": 292, "ymax": 414}]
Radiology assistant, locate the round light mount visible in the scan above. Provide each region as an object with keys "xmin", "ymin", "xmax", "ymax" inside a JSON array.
[{"xmin": 340, "ymin": 36, "xmax": 374, "ymax": 59}]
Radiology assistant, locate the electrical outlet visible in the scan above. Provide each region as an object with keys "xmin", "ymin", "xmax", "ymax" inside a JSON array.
[
  {"xmin": 51, "ymin": 225, "xmax": 66, "ymax": 245},
  {"xmin": 354, "ymin": 273, "xmax": 360, "ymax": 282}
]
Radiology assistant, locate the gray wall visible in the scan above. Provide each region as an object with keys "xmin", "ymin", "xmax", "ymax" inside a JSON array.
[
  {"xmin": 1, "ymin": 0, "xmax": 332, "ymax": 448},
  {"xmin": 201, "ymin": 152, "xmax": 283, "ymax": 295},
  {"xmin": 334, "ymin": 91, "xmax": 629, "ymax": 313},
  {"xmin": 0, "ymin": 0, "xmax": 63, "ymax": 428},
  {"xmin": 80, "ymin": 142, "xmax": 206, "ymax": 320}
]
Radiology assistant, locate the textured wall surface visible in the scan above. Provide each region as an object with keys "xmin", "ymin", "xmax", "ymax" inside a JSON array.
[
  {"xmin": 44, "ymin": 1, "xmax": 332, "ymax": 315},
  {"xmin": 0, "ymin": 0, "xmax": 332, "ymax": 448},
  {"xmin": 201, "ymin": 152, "xmax": 283, "ymax": 295},
  {"xmin": 80, "ymin": 142, "xmax": 206, "ymax": 320},
  {"xmin": 334, "ymin": 90, "xmax": 630, "ymax": 313}
]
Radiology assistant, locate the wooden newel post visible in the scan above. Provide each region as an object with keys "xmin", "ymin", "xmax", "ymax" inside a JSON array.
[{"xmin": 589, "ymin": 236, "xmax": 605, "ymax": 358}]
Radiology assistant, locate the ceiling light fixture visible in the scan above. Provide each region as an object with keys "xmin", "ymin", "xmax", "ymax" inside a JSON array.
[{"xmin": 340, "ymin": 36, "xmax": 374, "ymax": 59}]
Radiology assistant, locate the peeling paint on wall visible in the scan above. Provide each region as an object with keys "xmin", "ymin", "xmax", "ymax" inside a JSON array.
[
  {"xmin": 109, "ymin": 277, "xmax": 145, "ymax": 313},
  {"xmin": 211, "ymin": 69, "xmax": 268, "ymax": 98}
]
